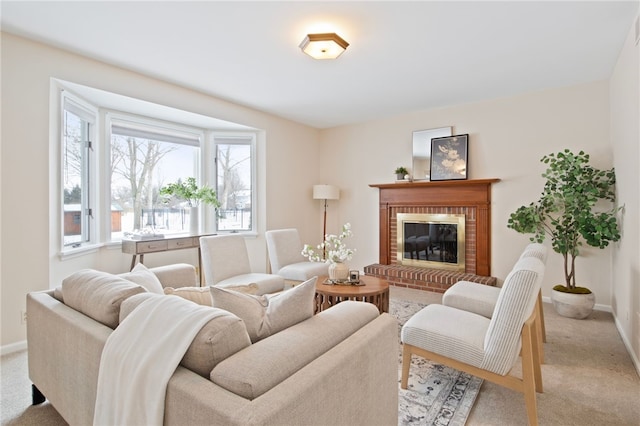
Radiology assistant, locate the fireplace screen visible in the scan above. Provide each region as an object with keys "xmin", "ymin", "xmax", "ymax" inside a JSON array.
[{"xmin": 397, "ymin": 213, "xmax": 465, "ymax": 271}]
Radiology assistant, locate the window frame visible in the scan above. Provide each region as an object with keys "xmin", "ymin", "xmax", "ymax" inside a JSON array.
[
  {"xmin": 105, "ymin": 112, "xmax": 206, "ymax": 242},
  {"xmin": 210, "ymin": 132, "xmax": 257, "ymax": 234},
  {"xmin": 60, "ymin": 91, "xmax": 98, "ymax": 253}
]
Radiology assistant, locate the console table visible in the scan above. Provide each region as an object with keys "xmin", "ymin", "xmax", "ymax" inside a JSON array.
[{"xmin": 121, "ymin": 233, "xmax": 215, "ymax": 284}]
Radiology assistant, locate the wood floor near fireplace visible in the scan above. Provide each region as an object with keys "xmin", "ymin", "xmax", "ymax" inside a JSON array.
[{"xmin": 363, "ymin": 263, "xmax": 497, "ymax": 293}]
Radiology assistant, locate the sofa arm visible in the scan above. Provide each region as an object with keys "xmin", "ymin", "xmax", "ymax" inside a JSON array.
[{"xmin": 149, "ymin": 263, "xmax": 198, "ymax": 288}]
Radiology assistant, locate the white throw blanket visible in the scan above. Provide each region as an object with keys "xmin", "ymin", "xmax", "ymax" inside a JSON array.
[{"xmin": 93, "ymin": 294, "xmax": 219, "ymax": 426}]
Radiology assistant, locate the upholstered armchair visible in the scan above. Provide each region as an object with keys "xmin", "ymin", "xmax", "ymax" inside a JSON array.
[
  {"xmin": 200, "ymin": 234, "xmax": 284, "ymax": 295},
  {"xmin": 442, "ymin": 243, "xmax": 548, "ymax": 360},
  {"xmin": 401, "ymin": 256, "xmax": 545, "ymax": 426},
  {"xmin": 265, "ymin": 228, "xmax": 329, "ymax": 281}
]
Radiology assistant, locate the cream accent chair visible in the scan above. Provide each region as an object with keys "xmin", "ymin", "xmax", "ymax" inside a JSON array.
[
  {"xmin": 265, "ymin": 228, "xmax": 329, "ymax": 281},
  {"xmin": 442, "ymin": 243, "xmax": 548, "ymax": 361},
  {"xmin": 401, "ymin": 256, "xmax": 545, "ymax": 426},
  {"xmin": 200, "ymin": 234, "xmax": 284, "ymax": 295}
]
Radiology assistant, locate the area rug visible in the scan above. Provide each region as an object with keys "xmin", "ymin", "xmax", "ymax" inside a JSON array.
[{"xmin": 391, "ymin": 299, "xmax": 483, "ymax": 426}]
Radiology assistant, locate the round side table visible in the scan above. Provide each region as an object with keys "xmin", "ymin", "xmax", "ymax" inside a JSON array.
[{"xmin": 314, "ymin": 275, "xmax": 389, "ymax": 314}]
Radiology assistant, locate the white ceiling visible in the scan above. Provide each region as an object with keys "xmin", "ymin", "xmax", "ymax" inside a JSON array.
[{"xmin": 2, "ymin": 1, "xmax": 638, "ymax": 129}]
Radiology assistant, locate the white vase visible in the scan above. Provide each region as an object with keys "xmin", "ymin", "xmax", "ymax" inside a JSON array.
[
  {"xmin": 189, "ymin": 206, "xmax": 199, "ymax": 234},
  {"xmin": 328, "ymin": 262, "xmax": 349, "ymax": 282}
]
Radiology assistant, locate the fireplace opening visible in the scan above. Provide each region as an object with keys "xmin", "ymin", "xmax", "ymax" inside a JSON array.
[{"xmin": 397, "ymin": 213, "xmax": 466, "ymax": 271}]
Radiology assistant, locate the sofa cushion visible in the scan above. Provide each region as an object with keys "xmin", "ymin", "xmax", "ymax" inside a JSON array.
[
  {"xmin": 211, "ymin": 300, "xmax": 380, "ymax": 399},
  {"xmin": 120, "ymin": 293, "xmax": 252, "ymax": 378},
  {"xmin": 164, "ymin": 286, "xmax": 213, "ymax": 306},
  {"xmin": 62, "ymin": 269, "xmax": 146, "ymax": 329},
  {"xmin": 120, "ymin": 263, "xmax": 164, "ymax": 294},
  {"xmin": 164, "ymin": 283, "xmax": 260, "ymax": 306},
  {"xmin": 210, "ymin": 276, "xmax": 316, "ymax": 342}
]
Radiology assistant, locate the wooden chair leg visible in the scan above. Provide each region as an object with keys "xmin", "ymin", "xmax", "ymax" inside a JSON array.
[
  {"xmin": 522, "ymin": 318, "xmax": 540, "ymax": 425},
  {"xmin": 401, "ymin": 344, "xmax": 412, "ymax": 389},
  {"xmin": 537, "ymin": 290, "xmax": 546, "ymax": 343},
  {"xmin": 534, "ymin": 297, "xmax": 545, "ymax": 364}
]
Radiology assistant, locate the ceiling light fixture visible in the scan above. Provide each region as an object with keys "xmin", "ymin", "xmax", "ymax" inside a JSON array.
[{"xmin": 299, "ymin": 33, "xmax": 349, "ymax": 59}]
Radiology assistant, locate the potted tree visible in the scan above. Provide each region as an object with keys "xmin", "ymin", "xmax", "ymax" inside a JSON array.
[
  {"xmin": 160, "ymin": 177, "xmax": 220, "ymax": 234},
  {"xmin": 507, "ymin": 149, "xmax": 621, "ymax": 319},
  {"xmin": 395, "ymin": 166, "xmax": 409, "ymax": 180}
]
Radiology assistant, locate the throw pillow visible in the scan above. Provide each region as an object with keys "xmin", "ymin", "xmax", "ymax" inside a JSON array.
[
  {"xmin": 120, "ymin": 263, "xmax": 164, "ymax": 294},
  {"xmin": 62, "ymin": 269, "xmax": 146, "ymax": 329},
  {"xmin": 164, "ymin": 286, "xmax": 213, "ymax": 306},
  {"xmin": 210, "ymin": 276, "xmax": 316, "ymax": 342}
]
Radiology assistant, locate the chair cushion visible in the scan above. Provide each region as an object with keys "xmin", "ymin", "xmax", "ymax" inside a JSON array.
[
  {"xmin": 277, "ymin": 261, "xmax": 329, "ymax": 281},
  {"xmin": 481, "ymin": 257, "xmax": 543, "ymax": 375},
  {"xmin": 120, "ymin": 293, "xmax": 252, "ymax": 378},
  {"xmin": 401, "ymin": 304, "xmax": 489, "ymax": 369},
  {"xmin": 120, "ymin": 263, "xmax": 164, "ymax": 294},
  {"xmin": 211, "ymin": 276, "xmax": 317, "ymax": 342},
  {"xmin": 211, "ymin": 300, "xmax": 379, "ymax": 399},
  {"xmin": 265, "ymin": 228, "xmax": 305, "ymax": 273},
  {"xmin": 442, "ymin": 281, "xmax": 500, "ymax": 318},
  {"xmin": 216, "ymin": 273, "xmax": 284, "ymax": 295},
  {"xmin": 62, "ymin": 269, "xmax": 146, "ymax": 329}
]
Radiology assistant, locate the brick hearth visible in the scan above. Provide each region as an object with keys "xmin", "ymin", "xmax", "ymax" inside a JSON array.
[{"xmin": 364, "ymin": 264, "xmax": 496, "ymax": 293}]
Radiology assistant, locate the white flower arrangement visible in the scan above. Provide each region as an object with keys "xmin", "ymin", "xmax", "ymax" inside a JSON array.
[{"xmin": 302, "ymin": 223, "xmax": 355, "ymax": 264}]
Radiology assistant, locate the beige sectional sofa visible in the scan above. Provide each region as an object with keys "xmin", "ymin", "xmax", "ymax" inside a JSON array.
[{"xmin": 27, "ymin": 264, "xmax": 399, "ymax": 425}]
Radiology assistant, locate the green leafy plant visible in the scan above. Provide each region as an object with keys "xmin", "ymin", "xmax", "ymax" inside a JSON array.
[
  {"xmin": 395, "ymin": 166, "xmax": 408, "ymax": 175},
  {"xmin": 507, "ymin": 149, "xmax": 620, "ymax": 293},
  {"xmin": 159, "ymin": 177, "xmax": 220, "ymax": 208}
]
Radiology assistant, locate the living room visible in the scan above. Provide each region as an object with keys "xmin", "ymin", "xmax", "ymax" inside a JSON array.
[{"xmin": 1, "ymin": 1, "xmax": 639, "ymax": 424}]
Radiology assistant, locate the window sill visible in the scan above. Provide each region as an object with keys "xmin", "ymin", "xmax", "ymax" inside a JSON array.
[{"xmin": 59, "ymin": 243, "xmax": 103, "ymax": 260}]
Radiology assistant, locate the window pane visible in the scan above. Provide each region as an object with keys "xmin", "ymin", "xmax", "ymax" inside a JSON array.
[
  {"xmin": 63, "ymin": 109, "xmax": 89, "ymax": 246},
  {"xmin": 110, "ymin": 134, "xmax": 198, "ymax": 240},
  {"xmin": 216, "ymin": 142, "xmax": 252, "ymax": 231}
]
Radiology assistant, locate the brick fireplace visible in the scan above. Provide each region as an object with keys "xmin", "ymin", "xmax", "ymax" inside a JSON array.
[{"xmin": 365, "ymin": 179, "xmax": 499, "ymax": 292}]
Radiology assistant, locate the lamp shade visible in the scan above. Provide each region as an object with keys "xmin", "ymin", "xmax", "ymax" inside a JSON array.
[
  {"xmin": 299, "ymin": 33, "xmax": 349, "ymax": 60},
  {"xmin": 313, "ymin": 184, "xmax": 340, "ymax": 200}
]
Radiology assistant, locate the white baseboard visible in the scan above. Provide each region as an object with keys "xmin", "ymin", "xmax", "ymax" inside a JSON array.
[
  {"xmin": 1, "ymin": 340, "xmax": 27, "ymax": 356},
  {"xmin": 613, "ymin": 314, "xmax": 640, "ymax": 378}
]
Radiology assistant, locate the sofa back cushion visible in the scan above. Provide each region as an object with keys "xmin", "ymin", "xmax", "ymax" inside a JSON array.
[
  {"xmin": 211, "ymin": 301, "xmax": 379, "ymax": 399},
  {"xmin": 120, "ymin": 293, "xmax": 252, "ymax": 378},
  {"xmin": 62, "ymin": 269, "xmax": 146, "ymax": 329},
  {"xmin": 164, "ymin": 286, "xmax": 213, "ymax": 306}
]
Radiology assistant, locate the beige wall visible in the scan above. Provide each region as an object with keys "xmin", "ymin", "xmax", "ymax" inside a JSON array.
[
  {"xmin": 610, "ymin": 23, "xmax": 640, "ymax": 370},
  {"xmin": 320, "ymin": 81, "xmax": 614, "ymax": 302},
  {"xmin": 0, "ymin": 33, "xmax": 321, "ymax": 347}
]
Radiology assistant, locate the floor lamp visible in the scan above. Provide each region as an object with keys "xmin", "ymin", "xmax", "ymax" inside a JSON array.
[{"xmin": 313, "ymin": 184, "xmax": 340, "ymax": 258}]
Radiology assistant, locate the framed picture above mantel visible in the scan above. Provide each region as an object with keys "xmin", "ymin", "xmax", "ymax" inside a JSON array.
[{"xmin": 429, "ymin": 134, "xmax": 469, "ymax": 181}]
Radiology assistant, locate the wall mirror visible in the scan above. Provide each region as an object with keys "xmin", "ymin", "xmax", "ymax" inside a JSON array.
[{"xmin": 412, "ymin": 127, "xmax": 452, "ymax": 180}]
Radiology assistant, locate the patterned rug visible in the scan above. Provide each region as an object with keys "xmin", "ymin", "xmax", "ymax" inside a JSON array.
[{"xmin": 391, "ymin": 299, "xmax": 483, "ymax": 426}]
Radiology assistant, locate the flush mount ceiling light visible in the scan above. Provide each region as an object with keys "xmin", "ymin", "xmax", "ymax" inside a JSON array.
[{"xmin": 299, "ymin": 33, "xmax": 349, "ymax": 59}]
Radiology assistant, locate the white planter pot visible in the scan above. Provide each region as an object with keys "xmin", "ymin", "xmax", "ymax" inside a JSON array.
[{"xmin": 550, "ymin": 288, "xmax": 595, "ymax": 319}]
